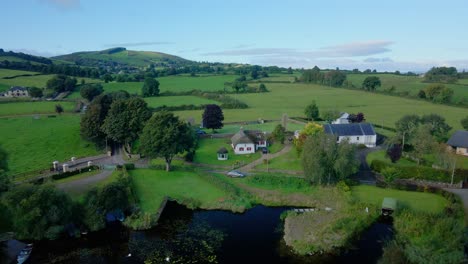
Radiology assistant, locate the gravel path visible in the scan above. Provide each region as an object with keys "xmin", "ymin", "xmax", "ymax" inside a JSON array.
[
  {"xmin": 56, "ymin": 169, "xmax": 114, "ymax": 194},
  {"xmin": 237, "ymin": 143, "xmax": 293, "ymax": 173}
]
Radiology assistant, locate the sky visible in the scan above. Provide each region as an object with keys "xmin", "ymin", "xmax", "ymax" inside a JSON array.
[{"xmin": 2, "ymin": 0, "xmax": 468, "ymax": 72}]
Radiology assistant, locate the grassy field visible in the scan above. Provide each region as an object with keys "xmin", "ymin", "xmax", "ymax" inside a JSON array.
[
  {"xmin": 352, "ymin": 185, "xmax": 447, "ymax": 213},
  {"xmin": 0, "ymin": 69, "xmax": 40, "ymax": 78},
  {"xmin": 129, "ymin": 169, "xmax": 228, "ymax": 212},
  {"xmin": 198, "ymin": 121, "xmax": 305, "ymax": 134},
  {"xmin": 346, "ymin": 73, "xmax": 468, "ymax": 102},
  {"xmin": 0, "ymin": 115, "xmax": 100, "ymax": 176},
  {"xmin": 193, "ymin": 138, "xmax": 261, "ymax": 166},
  {"xmin": 0, "ymin": 101, "xmax": 76, "ymax": 116},
  {"xmin": 144, "ymin": 95, "xmax": 217, "ymax": 108},
  {"xmin": 176, "ymin": 82, "xmax": 467, "ymax": 131},
  {"xmin": 0, "ymin": 74, "xmax": 101, "ymax": 91}
]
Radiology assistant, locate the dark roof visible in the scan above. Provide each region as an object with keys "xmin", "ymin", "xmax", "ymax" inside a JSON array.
[
  {"xmin": 217, "ymin": 147, "xmax": 228, "ymax": 154},
  {"xmin": 447, "ymin": 130, "xmax": 468, "ymax": 148},
  {"xmin": 324, "ymin": 123, "xmax": 376, "ymax": 136},
  {"xmin": 231, "ymin": 129, "xmax": 254, "ymax": 146},
  {"xmin": 9, "ymin": 86, "xmax": 27, "ymax": 91}
]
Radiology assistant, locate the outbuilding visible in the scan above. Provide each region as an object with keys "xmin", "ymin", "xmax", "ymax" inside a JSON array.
[
  {"xmin": 447, "ymin": 130, "xmax": 468, "ymax": 156},
  {"xmin": 324, "ymin": 123, "xmax": 377, "ymax": 148},
  {"xmin": 217, "ymin": 147, "xmax": 229, "ymax": 160}
]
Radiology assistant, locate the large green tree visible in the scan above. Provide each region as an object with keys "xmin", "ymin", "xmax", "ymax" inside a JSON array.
[
  {"xmin": 362, "ymin": 76, "xmax": 381, "ymax": 91},
  {"xmin": 2, "ymin": 184, "xmax": 74, "ymax": 240},
  {"xmin": 28, "ymin": 87, "xmax": 43, "ymax": 98},
  {"xmin": 410, "ymin": 124, "xmax": 437, "ymax": 165},
  {"xmin": 395, "ymin": 114, "xmax": 421, "ymax": 149},
  {"xmin": 46, "ymin": 74, "xmax": 77, "ymax": 93},
  {"xmin": 80, "ymin": 83, "xmax": 103, "ymax": 101},
  {"xmin": 304, "ymin": 101, "xmax": 320, "ymax": 121},
  {"xmin": 421, "ymin": 114, "xmax": 452, "ymax": 141},
  {"xmin": 101, "ymin": 97, "xmax": 152, "ymax": 151},
  {"xmin": 301, "ymin": 133, "xmax": 358, "ymax": 185},
  {"xmin": 324, "ymin": 70, "xmax": 347, "ymax": 87},
  {"xmin": 140, "ymin": 111, "xmax": 195, "ymax": 171},
  {"xmin": 142, "ymin": 77, "xmax": 160, "ymax": 97},
  {"xmin": 202, "ymin": 104, "xmax": 224, "ymax": 132}
]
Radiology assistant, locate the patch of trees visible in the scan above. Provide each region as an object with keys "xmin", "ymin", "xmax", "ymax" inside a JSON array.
[
  {"xmin": 140, "ymin": 111, "xmax": 195, "ymax": 171},
  {"xmin": 300, "ymin": 66, "xmax": 347, "ymax": 87},
  {"xmin": 80, "ymin": 83, "xmax": 103, "ymax": 101},
  {"xmin": 347, "ymin": 112, "xmax": 365, "ymax": 123},
  {"xmin": 28, "ymin": 87, "xmax": 43, "ymax": 98},
  {"xmin": 417, "ymin": 84, "xmax": 454, "ymax": 103},
  {"xmin": 46, "ymin": 74, "xmax": 77, "ymax": 93},
  {"xmin": 202, "ymin": 104, "xmax": 224, "ymax": 132},
  {"xmin": 362, "ymin": 76, "xmax": 381, "ymax": 91},
  {"xmin": 302, "ymin": 133, "xmax": 358, "ymax": 185},
  {"xmin": 304, "ymin": 101, "xmax": 319, "ymax": 121},
  {"xmin": 0, "ymin": 60, "xmax": 103, "ymax": 79},
  {"xmin": 294, "ymin": 122, "xmax": 324, "ymax": 154},
  {"xmin": 424, "ymin": 66, "xmax": 458, "ymax": 83}
]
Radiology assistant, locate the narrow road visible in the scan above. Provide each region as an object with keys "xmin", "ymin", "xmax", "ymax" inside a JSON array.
[
  {"xmin": 351, "ymin": 147, "xmax": 381, "ymax": 184},
  {"xmin": 444, "ymin": 188, "xmax": 468, "ymax": 224},
  {"xmin": 56, "ymin": 169, "xmax": 114, "ymax": 194},
  {"xmin": 237, "ymin": 143, "xmax": 293, "ymax": 173}
]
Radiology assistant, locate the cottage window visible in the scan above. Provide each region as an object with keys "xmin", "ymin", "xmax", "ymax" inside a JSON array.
[
  {"xmin": 247, "ymin": 147, "xmax": 252, "ymax": 151},
  {"xmin": 239, "ymin": 147, "xmax": 244, "ymax": 151},
  {"xmin": 357, "ymin": 137, "xmax": 360, "ymax": 140}
]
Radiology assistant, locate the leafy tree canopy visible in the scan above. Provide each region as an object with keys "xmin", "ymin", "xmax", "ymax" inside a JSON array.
[
  {"xmin": 362, "ymin": 76, "xmax": 381, "ymax": 91},
  {"xmin": 304, "ymin": 101, "xmax": 319, "ymax": 121},
  {"xmin": 142, "ymin": 77, "xmax": 160, "ymax": 97},
  {"xmin": 202, "ymin": 104, "xmax": 224, "ymax": 131},
  {"xmin": 80, "ymin": 83, "xmax": 103, "ymax": 101}
]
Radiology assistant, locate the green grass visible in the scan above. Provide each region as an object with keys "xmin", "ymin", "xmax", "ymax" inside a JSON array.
[
  {"xmin": 0, "ymin": 115, "xmax": 100, "ymax": 176},
  {"xmin": 256, "ymin": 146, "xmax": 302, "ymax": 171},
  {"xmin": 0, "ymin": 101, "xmax": 76, "ymax": 116},
  {"xmin": 130, "ymin": 169, "xmax": 227, "ymax": 212},
  {"xmin": 198, "ymin": 121, "xmax": 304, "ymax": 134},
  {"xmin": 352, "ymin": 185, "xmax": 447, "ymax": 213},
  {"xmin": 144, "ymin": 95, "xmax": 217, "ymax": 108},
  {"xmin": 0, "ymin": 69, "xmax": 40, "ymax": 78},
  {"xmin": 0, "ymin": 74, "xmax": 101, "ymax": 91},
  {"xmin": 175, "ymin": 82, "xmax": 467, "ymax": 131},
  {"xmin": 193, "ymin": 138, "xmax": 261, "ymax": 166},
  {"xmin": 346, "ymin": 73, "xmax": 468, "ymax": 102}
]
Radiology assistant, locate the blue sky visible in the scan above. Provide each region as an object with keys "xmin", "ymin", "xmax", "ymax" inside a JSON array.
[{"xmin": 2, "ymin": 0, "xmax": 468, "ymax": 71}]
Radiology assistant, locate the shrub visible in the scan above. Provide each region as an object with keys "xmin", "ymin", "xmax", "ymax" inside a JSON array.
[{"xmin": 124, "ymin": 163, "xmax": 135, "ymax": 170}]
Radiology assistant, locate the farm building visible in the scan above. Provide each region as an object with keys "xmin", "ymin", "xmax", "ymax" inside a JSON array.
[
  {"xmin": 447, "ymin": 130, "xmax": 468, "ymax": 156},
  {"xmin": 332, "ymin": 112, "xmax": 350, "ymax": 124},
  {"xmin": 217, "ymin": 147, "xmax": 229, "ymax": 160},
  {"xmin": 231, "ymin": 129, "xmax": 268, "ymax": 154},
  {"xmin": 1, "ymin": 86, "xmax": 29, "ymax": 97},
  {"xmin": 324, "ymin": 123, "xmax": 377, "ymax": 148}
]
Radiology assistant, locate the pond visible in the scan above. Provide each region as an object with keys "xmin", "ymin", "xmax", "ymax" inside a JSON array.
[{"xmin": 2, "ymin": 202, "xmax": 394, "ymax": 263}]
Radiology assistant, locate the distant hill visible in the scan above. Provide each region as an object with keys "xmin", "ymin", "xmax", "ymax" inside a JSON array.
[
  {"xmin": 0, "ymin": 49, "xmax": 53, "ymax": 65},
  {"xmin": 52, "ymin": 47, "xmax": 193, "ymax": 69}
]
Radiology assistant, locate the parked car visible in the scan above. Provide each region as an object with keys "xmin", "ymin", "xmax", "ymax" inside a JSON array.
[
  {"xmin": 227, "ymin": 170, "xmax": 245, "ymax": 178},
  {"xmin": 261, "ymin": 147, "xmax": 268, "ymax": 154},
  {"xmin": 196, "ymin": 129, "xmax": 206, "ymax": 135}
]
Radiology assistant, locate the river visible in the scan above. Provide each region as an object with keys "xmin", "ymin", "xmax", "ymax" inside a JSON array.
[{"xmin": 2, "ymin": 202, "xmax": 394, "ymax": 263}]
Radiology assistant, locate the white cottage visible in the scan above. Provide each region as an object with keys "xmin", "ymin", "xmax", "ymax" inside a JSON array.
[
  {"xmin": 1, "ymin": 86, "xmax": 29, "ymax": 97},
  {"xmin": 324, "ymin": 123, "xmax": 377, "ymax": 148},
  {"xmin": 231, "ymin": 129, "xmax": 268, "ymax": 154},
  {"xmin": 447, "ymin": 130, "xmax": 468, "ymax": 156}
]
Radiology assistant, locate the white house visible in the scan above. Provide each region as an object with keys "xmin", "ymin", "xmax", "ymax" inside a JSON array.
[
  {"xmin": 231, "ymin": 129, "xmax": 268, "ymax": 154},
  {"xmin": 1, "ymin": 86, "xmax": 29, "ymax": 97},
  {"xmin": 324, "ymin": 123, "xmax": 377, "ymax": 148},
  {"xmin": 447, "ymin": 130, "xmax": 468, "ymax": 156},
  {"xmin": 332, "ymin": 112, "xmax": 350, "ymax": 124}
]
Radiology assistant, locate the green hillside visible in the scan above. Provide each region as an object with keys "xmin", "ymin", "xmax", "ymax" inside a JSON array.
[{"xmin": 53, "ymin": 47, "xmax": 191, "ymax": 68}]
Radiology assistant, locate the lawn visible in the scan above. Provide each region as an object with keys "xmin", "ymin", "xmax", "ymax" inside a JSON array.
[
  {"xmin": 256, "ymin": 146, "xmax": 302, "ymax": 171},
  {"xmin": 0, "ymin": 115, "xmax": 100, "ymax": 176},
  {"xmin": 193, "ymin": 138, "xmax": 261, "ymax": 167},
  {"xmin": 0, "ymin": 101, "xmax": 76, "ymax": 116},
  {"xmin": 175, "ymin": 82, "xmax": 467, "ymax": 131},
  {"xmin": 351, "ymin": 185, "xmax": 447, "ymax": 213},
  {"xmin": 129, "ymin": 169, "xmax": 228, "ymax": 212},
  {"xmin": 144, "ymin": 95, "xmax": 217, "ymax": 108},
  {"xmin": 0, "ymin": 69, "xmax": 40, "ymax": 78}
]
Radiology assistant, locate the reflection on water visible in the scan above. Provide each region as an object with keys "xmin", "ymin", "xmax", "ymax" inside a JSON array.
[{"xmin": 3, "ymin": 202, "xmax": 394, "ymax": 264}]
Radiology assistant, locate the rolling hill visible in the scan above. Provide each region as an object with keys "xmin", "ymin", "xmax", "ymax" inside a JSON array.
[{"xmin": 52, "ymin": 47, "xmax": 192, "ymax": 69}]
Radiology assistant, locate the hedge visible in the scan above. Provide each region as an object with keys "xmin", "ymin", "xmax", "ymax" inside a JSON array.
[
  {"xmin": 370, "ymin": 160, "xmax": 468, "ymax": 183},
  {"xmin": 51, "ymin": 165, "xmax": 100, "ymax": 181}
]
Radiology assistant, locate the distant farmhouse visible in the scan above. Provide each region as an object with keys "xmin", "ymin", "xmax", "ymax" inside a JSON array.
[
  {"xmin": 324, "ymin": 123, "xmax": 377, "ymax": 148},
  {"xmin": 447, "ymin": 130, "xmax": 468, "ymax": 156},
  {"xmin": 0, "ymin": 86, "xmax": 29, "ymax": 97},
  {"xmin": 332, "ymin": 112, "xmax": 350, "ymax": 124},
  {"xmin": 231, "ymin": 129, "xmax": 268, "ymax": 154}
]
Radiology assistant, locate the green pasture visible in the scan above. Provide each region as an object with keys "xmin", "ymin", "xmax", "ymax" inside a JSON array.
[
  {"xmin": 193, "ymin": 138, "xmax": 261, "ymax": 166},
  {"xmin": 256, "ymin": 146, "xmax": 302, "ymax": 171},
  {"xmin": 0, "ymin": 101, "xmax": 76, "ymax": 116},
  {"xmin": 346, "ymin": 73, "xmax": 468, "ymax": 102},
  {"xmin": 129, "ymin": 169, "xmax": 227, "ymax": 212},
  {"xmin": 0, "ymin": 69, "xmax": 40, "ymax": 78},
  {"xmin": 352, "ymin": 185, "xmax": 447, "ymax": 214},
  {"xmin": 0, "ymin": 115, "xmax": 100, "ymax": 176},
  {"xmin": 197, "ymin": 121, "xmax": 305, "ymax": 134},
  {"xmin": 176, "ymin": 82, "xmax": 466, "ymax": 131},
  {"xmin": 144, "ymin": 95, "xmax": 217, "ymax": 108},
  {"xmin": 0, "ymin": 73, "xmax": 100, "ymax": 90}
]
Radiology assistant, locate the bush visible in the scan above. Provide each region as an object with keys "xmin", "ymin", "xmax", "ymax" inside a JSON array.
[
  {"xmin": 124, "ymin": 163, "xmax": 135, "ymax": 170},
  {"xmin": 51, "ymin": 165, "xmax": 99, "ymax": 181}
]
